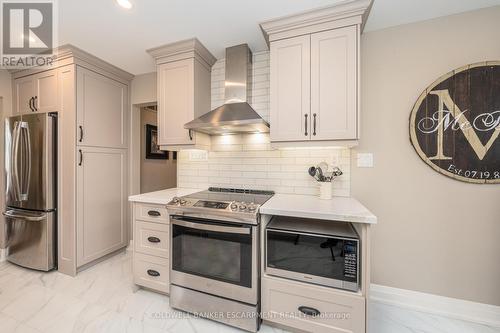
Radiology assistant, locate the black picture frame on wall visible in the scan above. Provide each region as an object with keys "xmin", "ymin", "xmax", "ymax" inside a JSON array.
[{"xmin": 145, "ymin": 124, "xmax": 168, "ymax": 159}]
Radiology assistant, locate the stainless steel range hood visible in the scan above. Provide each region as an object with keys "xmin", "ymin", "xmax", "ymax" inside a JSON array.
[{"xmin": 184, "ymin": 44, "xmax": 269, "ymax": 135}]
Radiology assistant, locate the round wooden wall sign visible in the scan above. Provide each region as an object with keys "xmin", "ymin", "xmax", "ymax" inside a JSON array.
[{"xmin": 409, "ymin": 61, "xmax": 500, "ymax": 184}]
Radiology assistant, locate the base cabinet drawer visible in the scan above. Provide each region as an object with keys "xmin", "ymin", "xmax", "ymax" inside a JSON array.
[
  {"xmin": 262, "ymin": 276, "xmax": 365, "ymax": 333},
  {"xmin": 133, "ymin": 253, "xmax": 169, "ymax": 293},
  {"xmin": 135, "ymin": 203, "xmax": 169, "ymax": 223},
  {"xmin": 135, "ymin": 220, "xmax": 169, "ymax": 258}
]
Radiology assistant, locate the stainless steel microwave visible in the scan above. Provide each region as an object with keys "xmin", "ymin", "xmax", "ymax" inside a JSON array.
[{"xmin": 265, "ymin": 216, "xmax": 360, "ymax": 292}]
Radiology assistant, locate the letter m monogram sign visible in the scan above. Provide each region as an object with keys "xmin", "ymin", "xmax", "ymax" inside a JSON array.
[{"xmin": 409, "ymin": 62, "xmax": 500, "ymax": 184}]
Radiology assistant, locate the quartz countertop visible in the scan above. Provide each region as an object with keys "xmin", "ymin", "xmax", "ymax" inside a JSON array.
[
  {"xmin": 128, "ymin": 188, "xmax": 201, "ymax": 205},
  {"xmin": 260, "ymin": 194, "xmax": 377, "ymax": 224}
]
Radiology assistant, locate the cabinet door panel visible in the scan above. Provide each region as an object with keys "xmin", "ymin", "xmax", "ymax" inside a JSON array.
[
  {"xmin": 14, "ymin": 76, "xmax": 35, "ymax": 114},
  {"xmin": 311, "ymin": 26, "xmax": 357, "ymax": 140},
  {"xmin": 77, "ymin": 147, "xmax": 127, "ymax": 266},
  {"xmin": 271, "ymin": 36, "xmax": 311, "ymax": 141},
  {"xmin": 77, "ymin": 67, "xmax": 127, "ymax": 148},
  {"xmin": 34, "ymin": 70, "xmax": 59, "ymax": 113},
  {"xmin": 270, "ymin": 35, "xmax": 311, "ymax": 142},
  {"xmin": 157, "ymin": 59, "xmax": 194, "ymax": 146}
]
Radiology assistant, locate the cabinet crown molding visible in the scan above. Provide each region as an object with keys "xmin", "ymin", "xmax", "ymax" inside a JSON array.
[
  {"xmin": 260, "ymin": 0, "xmax": 372, "ymax": 44},
  {"xmin": 10, "ymin": 44, "xmax": 134, "ymax": 83},
  {"xmin": 147, "ymin": 38, "xmax": 217, "ymax": 69}
]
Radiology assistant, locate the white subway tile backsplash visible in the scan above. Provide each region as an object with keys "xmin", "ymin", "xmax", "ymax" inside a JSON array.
[{"xmin": 177, "ymin": 50, "xmax": 351, "ymax": 197}]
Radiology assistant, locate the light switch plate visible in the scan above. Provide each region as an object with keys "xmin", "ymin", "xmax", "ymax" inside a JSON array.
[
  {"xmin": 189, "ymin": 150, "xmax": 208, "ymax": 161},
  {"xmin": 357, "ymin": 153, "xmax": 374, "ymax": 168}
]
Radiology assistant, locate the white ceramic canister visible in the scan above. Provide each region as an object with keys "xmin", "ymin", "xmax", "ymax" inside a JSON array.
[{"xmin": 319, "ymin": 182, "xmax": 332, "ymax": 200}]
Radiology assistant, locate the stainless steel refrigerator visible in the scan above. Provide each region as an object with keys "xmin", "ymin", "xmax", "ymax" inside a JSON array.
[{"xmin": 4, "ymin": 112, "xmax": 57, "ymax": 271}]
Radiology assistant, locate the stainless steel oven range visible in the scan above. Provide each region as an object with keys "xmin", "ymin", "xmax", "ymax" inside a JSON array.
[{"xmin": 167, "ymin": 187, "xmax": 274, "ymax": 332}]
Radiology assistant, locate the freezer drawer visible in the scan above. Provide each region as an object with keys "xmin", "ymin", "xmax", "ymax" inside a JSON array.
[{"xmin": 4, "ymin": 209, "xmax": 56, "ymax": 271}]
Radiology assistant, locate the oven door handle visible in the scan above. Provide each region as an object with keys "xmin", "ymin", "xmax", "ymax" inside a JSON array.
[{"xmin": 172, "ymin": 218, "xmax": 250, "ymax": 235}]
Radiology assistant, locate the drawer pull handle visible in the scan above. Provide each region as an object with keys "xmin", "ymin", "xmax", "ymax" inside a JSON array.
[
  {"xmin": 147, "ymin": 236, "xmax": 160, "ymax": 243},
  {"xmin": 298, "ymin": 306, "xmax": 321, "ymax": 317},
  {"xmin": 147, "ymin": 269, "xmax": 160, "ymax": 277},
  {"xmin": 147, "ymin": 210, "xmax": 161, "ymax": 217}
]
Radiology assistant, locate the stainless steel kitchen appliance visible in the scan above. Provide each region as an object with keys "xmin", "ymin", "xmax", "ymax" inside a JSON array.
[
  {"xmin": 4, "ymin": 112, "xmax": 57, "ymax": 271},
  {"xmin": 265, "ymin": 216, "xmax": 360, "ymax": 292},
  {"xmin": 184, "ymin": 44, "xmax": 269, "ymax": 135},
  {"xmin": 167, "ymin": 187, "xmax": 274, "ymax": 332}
]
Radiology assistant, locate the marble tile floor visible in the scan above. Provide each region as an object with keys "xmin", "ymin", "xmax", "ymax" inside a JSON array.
[{"xmin": 0, "ymin": 251, "xmax": 498, "ymax": 333}]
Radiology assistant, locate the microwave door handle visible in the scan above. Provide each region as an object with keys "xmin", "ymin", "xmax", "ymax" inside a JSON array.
[{"xmin": 172, "ymin": 218, "xmax": 250, "ymax": 235}]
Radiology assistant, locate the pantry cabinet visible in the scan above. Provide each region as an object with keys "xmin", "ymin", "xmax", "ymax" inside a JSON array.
[
  {"xmin": 10, "ymin": 45, "xmax": 133, "ymax": 276},
  {"xmin": 76, "ymin": 67, "xmax": 128, "ymax": 148},
  {"xmin": 76, "ymin": 147, "xmax": 127, "ymax": 266},
  {"xmin": 13, "ymin": 69, "xmax": 59, "ymax": 114},
  {"xmin": 148, "ymin": 38, "xmax": 216, "ymax": 150},
  {"xmin": 262, "ymin": 0, "xmax": 369, "ymax": 146}
]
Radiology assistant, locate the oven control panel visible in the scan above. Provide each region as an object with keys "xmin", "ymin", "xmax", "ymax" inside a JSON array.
[{"xmin": 168, "ymin": 198, "xmax": 259, "ymax": 214}]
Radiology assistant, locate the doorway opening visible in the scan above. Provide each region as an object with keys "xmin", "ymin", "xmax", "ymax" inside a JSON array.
[{"xmin": 138, "ymin": 104, "xmax": 177, "ymax": 193}]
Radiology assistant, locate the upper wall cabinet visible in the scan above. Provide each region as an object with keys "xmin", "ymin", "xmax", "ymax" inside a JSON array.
[
  {"xmin": 76, "ymin": 67, "xmax": 128, "ymax": 148},
  {"xmin": 270, "ymin": 35, "xmax": 311, "ymax": 142},
  {"xmin": 147, "ymin": 38, "xmax": 216, "ymax": 150},
  {"xmin": 261, "ymin": 0, "xmax": 371, "ymax": 147},
  {"xmin": 311, "ymin": 26, "xmax": 357, "ymax": 140},
  {"xmin": 13, "ymin": 69, "xmax": 59, "ymax": 114}
]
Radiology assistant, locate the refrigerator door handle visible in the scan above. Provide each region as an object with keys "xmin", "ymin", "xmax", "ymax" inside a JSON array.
[
  {"xmin": 11, "ymin": 121, "xmax": 21, "ymax": 201},
  {"xmin": 2, "ymin": 210, "xmax": 46, "ymax": 222},
  {"xmin": 19, "ymin": 121, "xmax": 31, "ymax": 201}
]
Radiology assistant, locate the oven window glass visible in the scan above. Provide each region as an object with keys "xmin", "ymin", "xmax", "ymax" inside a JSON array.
[
  {"xmin": 266, "ymin": 230, "xmax": 357, "ymax": 283},
  {"xmin": 172, "ymin": 220, "xmax": 252, "ymax": 287}
]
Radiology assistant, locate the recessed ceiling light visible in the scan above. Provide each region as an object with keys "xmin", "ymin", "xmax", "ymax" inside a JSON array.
[{"xmin": 116, "ymin": 0, "xmax": 132, "ymax": 9}]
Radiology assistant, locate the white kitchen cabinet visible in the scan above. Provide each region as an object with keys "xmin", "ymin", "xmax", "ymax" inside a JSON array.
[
  {"xmin": 270, "ymin": 35, "xmax": 311, "ymax": 142},
  {"xmin": 311, "ymin": 26, "xmax": 357, "ymax": 140},
  {"xmin": 76, "ymin": 147, "xmax": 127, "ymax": 266},
  {"xmin": 132, "ymin": 202, "xmax": 170, "ymax": 294},
  {"xmin": 148, "ymin": 38, "xmax": 215, "ymax": 150},
  {"xmin": 13, "ymin": 69, "xmax": 59, "ymax": 114},
  {"xmin": 262, "ymin": 1, "xmax": 369, "ymax": 146},
  {"xmin": 77, "ymin": 67, "xmax": 128, "ymax": 148},
  {"xmin": 269, "ymin": 27, "xmax": 357, "ymax": 143},
  {"xmin": 13, "ymin": 75, "xmax": 34, "ymax": 114},
  {"xmin": 157, "ymin": 59, "xmax": 195, "ymax": 146},
  {"xmin": 262, "ymin": 276, "xmax": 365, "ymax": 333}
]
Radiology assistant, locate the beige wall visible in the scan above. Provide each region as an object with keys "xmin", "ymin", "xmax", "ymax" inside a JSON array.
[
  {"xmin": 130, "ymin": 71, "xmax": 157, "ymax": 195},
  {"xmin": 140, "ymin": 108, "xmax": 176, "ymax": 193},
  {"xmin": 0, "ymin": 69, "xmax": 12, "ymax": 249},
  {"xmin": 353, "ymin": 6, "xmax": 500, "ymax": 306}
]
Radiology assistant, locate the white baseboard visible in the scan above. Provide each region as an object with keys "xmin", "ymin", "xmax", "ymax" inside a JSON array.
[{"xmin": 370, "ymin": 284, "xmax": 500, "ymax": 328}]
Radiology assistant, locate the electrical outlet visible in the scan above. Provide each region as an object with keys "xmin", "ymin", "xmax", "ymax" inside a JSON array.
[
  {"xmin": 188, "ymin": 150, "xmax": 208, "ymax": 161},
  {"xmin": 357, "ymin": 153, "xmax": 374, "ymax": 168}
]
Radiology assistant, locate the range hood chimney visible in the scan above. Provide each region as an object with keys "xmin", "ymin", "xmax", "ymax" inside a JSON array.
[{"xmin": 184, "ymin": 44, "xmax": 269, "ymax": 135}]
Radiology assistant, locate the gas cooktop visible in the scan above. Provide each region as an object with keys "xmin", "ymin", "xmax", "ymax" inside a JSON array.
[{"xmin": 166, "ymin": 187, "xmax": 275, "ymax": 224}]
